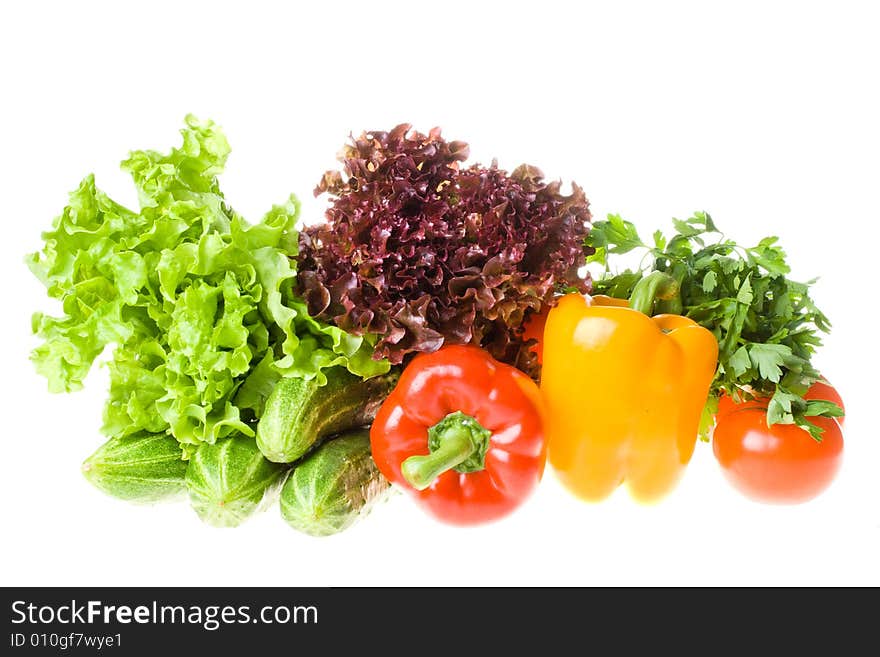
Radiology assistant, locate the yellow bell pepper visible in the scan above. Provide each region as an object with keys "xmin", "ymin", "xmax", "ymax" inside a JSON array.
[{"xmin": 541, "ymin": 272, "xmax": 718, "ymax": 503}]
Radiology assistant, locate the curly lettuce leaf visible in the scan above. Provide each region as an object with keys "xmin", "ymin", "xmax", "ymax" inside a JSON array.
[
  {"xmin": 296, "ymin": 124, "xmax": 593, "ymax": 378},
  {"xmin": 28, "ymin": 115, "xmax": 388, "ymax": 445}
]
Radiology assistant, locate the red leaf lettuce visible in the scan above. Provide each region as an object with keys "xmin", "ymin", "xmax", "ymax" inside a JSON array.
[{"xmin": 297, "ymin": 124, "xmax": 593, "ymax": 375}]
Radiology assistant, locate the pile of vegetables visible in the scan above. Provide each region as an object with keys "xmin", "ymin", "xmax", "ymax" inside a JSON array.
[
  {"xmin": 28, "ymin": 118, "xmax": 845, "ymax": 535},
  {"xmin": 544, "ymin": 212, "xmax": 844, "ymax": 504},
  {"xmin": 28, "ymin": 117, "xmax": 390, "ymax": 529}
]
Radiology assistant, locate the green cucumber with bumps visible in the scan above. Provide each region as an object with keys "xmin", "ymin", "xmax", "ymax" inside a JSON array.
[
  {"xmin": 81, "ymin": 433, "xmax": 188, "ymax": 503},
  {"xmin": 280, "ymin": 429, "xmax": 391, "ymax": 536},
  {"xmin": 186, "ymin": 436, "xmax": 286, "ymax": 528},
  {"xmin": 256, "ymin": 367, "xmax": 399, "ymax": 463}
]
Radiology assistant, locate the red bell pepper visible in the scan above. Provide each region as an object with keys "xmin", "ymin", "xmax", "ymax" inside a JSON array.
[{"xmin": 370, "ymin": 345, "xmax": 546, "ymax": 525}]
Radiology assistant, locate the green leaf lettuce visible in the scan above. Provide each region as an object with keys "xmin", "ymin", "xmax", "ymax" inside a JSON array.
[{"xmin": 28, "ymin": 115, "xmax": 388, "ymax": 447}]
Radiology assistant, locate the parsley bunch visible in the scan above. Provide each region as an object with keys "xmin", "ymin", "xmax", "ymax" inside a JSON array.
[{"xmin": 587, "ymin": 211, "xmax": 842, "ymax": 440}]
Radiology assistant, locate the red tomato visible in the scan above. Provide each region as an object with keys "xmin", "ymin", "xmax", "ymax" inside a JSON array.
[
  {"xmin": 804, "ymin": 380, "xmax": 845, "ymax": 427},
  {"xmin": 712, "ymin": 395, "xmax": 844, "ymax": 504},
  {"xmin": 522, "ymin": 306, "xmax": 549, "ymax": 365},
  {"xmin": 522, "ymin": 295, "xmax": 609, "ymax": 365}
]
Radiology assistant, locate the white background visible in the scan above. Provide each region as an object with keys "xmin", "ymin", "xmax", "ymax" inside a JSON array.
[{"xmin": 1, "ymin": 1, "xmax": 878, "ymax": 586}]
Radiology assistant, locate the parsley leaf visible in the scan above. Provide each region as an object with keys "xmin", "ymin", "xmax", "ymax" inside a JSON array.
[
  {"xmin": 749, "ymin": 343, "xmax": 792, "ymax": 383},
  {"xmin": 586, "ymin": 214, "xmax": 645, "ymax": 266},
  {"xmin": 729, "ymin": 346, "xmax": 751, "ymax": 378},
  {"xmin": 702, "ymin": 270, "xmax": 717, "ymax": 293}
]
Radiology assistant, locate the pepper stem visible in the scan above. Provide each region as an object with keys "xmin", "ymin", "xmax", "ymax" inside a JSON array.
[
  {"xmin": 629, "ymin": 271, "xmax": 680, "ymax": 316},
  {"xmin": 401, "ymin": 411, "xmax": 491, "ymax": 491},
  {"xmin": 401, "ymin": 429, "xmax": 474, "ymax": 491}
]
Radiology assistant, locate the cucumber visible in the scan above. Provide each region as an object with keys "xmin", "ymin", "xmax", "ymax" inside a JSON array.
[
  {"xmin": 256, "ymin": 367, "xmax": 399, "ymax": 463},
  {"xmin": 280, "ymin": 429, "xmax": 391, "ymax": 536},
  {"xmin": 81, "ymin": 433, "xmax": 188, "ymax": 503},
  {"xmin": 185, "ymin": 436, "xmax": 286, "ymax": 528}
]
